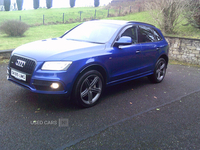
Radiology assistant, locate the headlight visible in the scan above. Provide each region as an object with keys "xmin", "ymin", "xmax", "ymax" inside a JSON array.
[{"xmin": 41, "ymin": 61, "xmax": 72, "ymax": 71}]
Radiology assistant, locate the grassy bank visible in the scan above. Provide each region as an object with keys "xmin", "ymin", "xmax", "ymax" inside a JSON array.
[
  {"xmin": 0, "ymin": 7, "xmax": 113, "ymax": 25},
  {"xmin": 0, "ymin": 8, "xmax": 200, "ymax": 50},
  {"xmin": 0, "ymin": 23, "xmax": 80, "ymax": 50}
]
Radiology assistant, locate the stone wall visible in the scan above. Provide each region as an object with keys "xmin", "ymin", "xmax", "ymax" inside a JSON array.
[
  {"xmin": 166, "ymin": 37, "xmax": 200, "ymax": 65},
  {"xmin": 0, "ymin": 50, "xmax": 12, "ymax": 59}
]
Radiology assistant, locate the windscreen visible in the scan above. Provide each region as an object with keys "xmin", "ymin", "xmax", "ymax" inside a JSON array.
[{"xmin": 63, "ymin": 22, "xmax": 119, "ymax": 44}]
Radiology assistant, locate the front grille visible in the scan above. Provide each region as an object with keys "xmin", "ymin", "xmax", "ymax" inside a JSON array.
[{"xmin": 10, "ymin": 55, "xmax": 36, "ymax": 75}]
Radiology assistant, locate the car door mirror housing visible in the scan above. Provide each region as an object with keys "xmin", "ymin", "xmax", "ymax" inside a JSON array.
[{"xmin": 114, "ymin": 36, "xmax": 132, "ymax": 47}]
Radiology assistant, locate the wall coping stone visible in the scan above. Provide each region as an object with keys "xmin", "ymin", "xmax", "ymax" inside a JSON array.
[
  {"xmin": 165, "ymin": 36, "xmax": 200, "ymax": 41},
  {"xmin": 0, "ymin": 49, "xmax": 13, "ymax": 59}
]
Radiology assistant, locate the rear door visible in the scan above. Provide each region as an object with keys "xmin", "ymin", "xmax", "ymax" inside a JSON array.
[{"xmin": 137, "ymin": 25, "xmax": 162, "ymax": 72}]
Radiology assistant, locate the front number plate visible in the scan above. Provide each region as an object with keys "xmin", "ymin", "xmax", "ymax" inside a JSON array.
[{"xmin": 11, "ymin": 69, "xmax": 26, "ymax": 81}]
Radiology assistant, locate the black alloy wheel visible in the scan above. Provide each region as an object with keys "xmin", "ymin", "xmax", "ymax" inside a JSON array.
[
  {"xmin": 148, "ymin": 58, "xmax": 167, "ymax": 83},
  {"xmin": 72, "ymin": 70, "xmax": 104, "ymax": 108}
]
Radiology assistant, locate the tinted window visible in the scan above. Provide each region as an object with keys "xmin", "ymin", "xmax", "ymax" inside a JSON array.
[
  {"xmin": 152, "ymin": 29, "xmax": 163, "ymax": 41},
  {"xmin": 121, "ymin": 26, "xmax": 137, "ymax": 44},
  {"xmin": 138, "ymin": 26, "xmax": 156, "ymax": 43}
]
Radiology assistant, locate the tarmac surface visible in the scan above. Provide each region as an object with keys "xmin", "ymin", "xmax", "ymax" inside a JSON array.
[{"xmin": 0, "ymin": 60, "xmax": 200, "ymax": 150}]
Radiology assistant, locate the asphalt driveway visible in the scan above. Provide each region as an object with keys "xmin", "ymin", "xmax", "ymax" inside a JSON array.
[{"xmin": 0, "ymin": 61, "xmax": 200, "ymax": 150}]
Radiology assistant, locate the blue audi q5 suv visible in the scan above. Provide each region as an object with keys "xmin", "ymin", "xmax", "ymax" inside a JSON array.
[{"xmin": 7, "ymin": 20, "xmax": 169, "ymax": 107}]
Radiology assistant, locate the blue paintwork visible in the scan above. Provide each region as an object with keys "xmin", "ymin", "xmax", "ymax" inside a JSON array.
[{"xmin": 7, "ymin": 20, "xmax": 169, "ymax": 96}]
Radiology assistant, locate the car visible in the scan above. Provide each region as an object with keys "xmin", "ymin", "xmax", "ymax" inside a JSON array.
[{"xmin": 7, "ymin": 20, "xmax": 169, "ymax": 108}]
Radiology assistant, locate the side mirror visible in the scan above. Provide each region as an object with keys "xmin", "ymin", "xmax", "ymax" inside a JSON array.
[{"xmin": 114, "ymin": 36, "xmax": 132, "ymax": 47}]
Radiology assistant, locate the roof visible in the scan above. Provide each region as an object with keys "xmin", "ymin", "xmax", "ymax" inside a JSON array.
[
  {"xmin": 90, "ymin": 20, "xmax": 129, "ymax": 25},
  {"xmin": 128, "ymin": 21, "xmax": 155, "ymax": 27}
]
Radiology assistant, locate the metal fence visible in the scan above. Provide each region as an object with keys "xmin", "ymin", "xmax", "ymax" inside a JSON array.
[
  {"xmin": 12, "ymin": 9, "xmax": 128, "ymax": 26},
  {"xmin": 0, "ymin": 5, "xmax": 143, "ymax": 26},
  {"xmin": 1, "ymin": 9, "xmax": 117, "ymax": 26}
]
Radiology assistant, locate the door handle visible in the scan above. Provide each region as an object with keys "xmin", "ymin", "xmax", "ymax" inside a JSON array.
[
  {"xmin": 156, "ymin": 47, "xmax": 160, "ymax": 50},
  {"xmin": 136, "ymin": 50, "xmax": 141, "ymax": 54},
  {"xmin": 156, "ymin": 46, "xmax": 165, "ymax": 50}
]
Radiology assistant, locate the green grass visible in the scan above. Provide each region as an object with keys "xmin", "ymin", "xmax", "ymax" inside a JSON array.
[
  {"xmin": 105, "ymin": 11, "xmax": 153, "ymax": 23},
  {"xmin": 0, "ymin": 22, "xmax": 80, "ymax": 50},
  {"xmin": 0, "ymin": 8, "xmax": 200, "ymax": 50},
  {"xmin": 169, "ymin": 60, "xmax": 200, "ymax": 68},
  {"xmin": 0, "ymin": 7, "xmax": 114, "ymax": 25},
  {"xmin": 165, "ymin": 24, "xmax": 200, "ymax": 39}
]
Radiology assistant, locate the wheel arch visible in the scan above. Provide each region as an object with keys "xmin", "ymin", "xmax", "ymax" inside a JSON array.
[
  {"xmin": 71, "ymin": 64, "xmax": 108, "ymax": 94},
  {"xmin": 158, "ymin": 54, "xmax": 168, "ymax": 67},
  {"xmin": 71, "ymin": 64, "xmax": 107, "ymax": 106},
  {"xmin": 79, "ymin": 64, "xmax": 108, "ymax": 84}
]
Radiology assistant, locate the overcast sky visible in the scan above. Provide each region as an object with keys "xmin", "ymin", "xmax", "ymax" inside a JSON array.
[{"xmin": 10, "ymin": 0, "xmax": 112, "ymax": 9}]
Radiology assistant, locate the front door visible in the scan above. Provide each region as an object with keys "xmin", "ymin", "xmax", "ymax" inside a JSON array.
[{"xmin": 107, "ymin": 26, "xmax": 144, "ymax": 82}]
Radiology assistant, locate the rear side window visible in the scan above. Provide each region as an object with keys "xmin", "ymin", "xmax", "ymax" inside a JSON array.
[
  {"xmin": 152, "ymin": 29, "xmax": 163, "ymax": 41},
  {"xmin": 138, "ymin": 25, "xmax": 160, "ymax": 43}
]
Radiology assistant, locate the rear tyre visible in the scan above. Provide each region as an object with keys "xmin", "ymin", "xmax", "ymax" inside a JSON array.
[
  {"xmin": 72, "ymin": 70, "xmax": 104, "ymax": 108},
  {"xmin": 148, "ymin": 58, "xmax": 167, "ymax": 83}
]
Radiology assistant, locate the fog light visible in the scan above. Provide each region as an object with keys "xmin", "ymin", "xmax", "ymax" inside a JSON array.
[{"xmin": 50, "ymin": 83, "xmax": 59, "ymax": 89}]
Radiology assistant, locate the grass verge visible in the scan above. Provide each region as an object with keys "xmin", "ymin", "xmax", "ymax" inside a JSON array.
[
  {"xmin": 0, "ymin": 59, "xmax": 9, "ymax": 64},
  {"xmin": 0, "ymin": 7, "xmax": 113, "ymax": 25},
  {"xmin": 169, "ymin": 60, "xmax": 200, "ymax": 68},
  {"xmin": 0, "ymin": 22, "xmax": 80, "ymax": 50}
]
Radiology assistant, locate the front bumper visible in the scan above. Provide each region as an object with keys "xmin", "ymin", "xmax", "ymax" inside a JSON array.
[{"xmin": 7, "ymin": 66, "xmax": 71, "ymax": 95}]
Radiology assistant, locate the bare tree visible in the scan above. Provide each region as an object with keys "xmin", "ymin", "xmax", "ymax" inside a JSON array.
[
  {"xmin": 183, "ymin": 0, "xmax": 200, "ymax": 29},
  {"xmin": 145, "ymin": 0, "xmax": 186, "ymax": 34}
]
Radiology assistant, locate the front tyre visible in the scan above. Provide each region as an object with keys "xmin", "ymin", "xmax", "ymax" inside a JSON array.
[
  {"xmin": 73, "ymin": 70, "xmax": 104, "ymax": 108},
  {"xmin": 148, "ymin": 58, "xmax": 167, "ymax": 83}
]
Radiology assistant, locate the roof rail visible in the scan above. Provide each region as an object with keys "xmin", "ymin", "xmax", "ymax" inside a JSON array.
[
  {"xmin": 90, "ymin": 19, "xmax": 99, "ymax": 21},
  {"xmin": 128, "ymin": 21, "xmax": 155, "ymax": 27}
]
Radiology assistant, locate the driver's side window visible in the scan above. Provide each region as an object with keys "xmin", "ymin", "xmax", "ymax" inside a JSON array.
[{"xmin": 121, "ymin": 26, "xmax": 137, "ymax": 44}]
